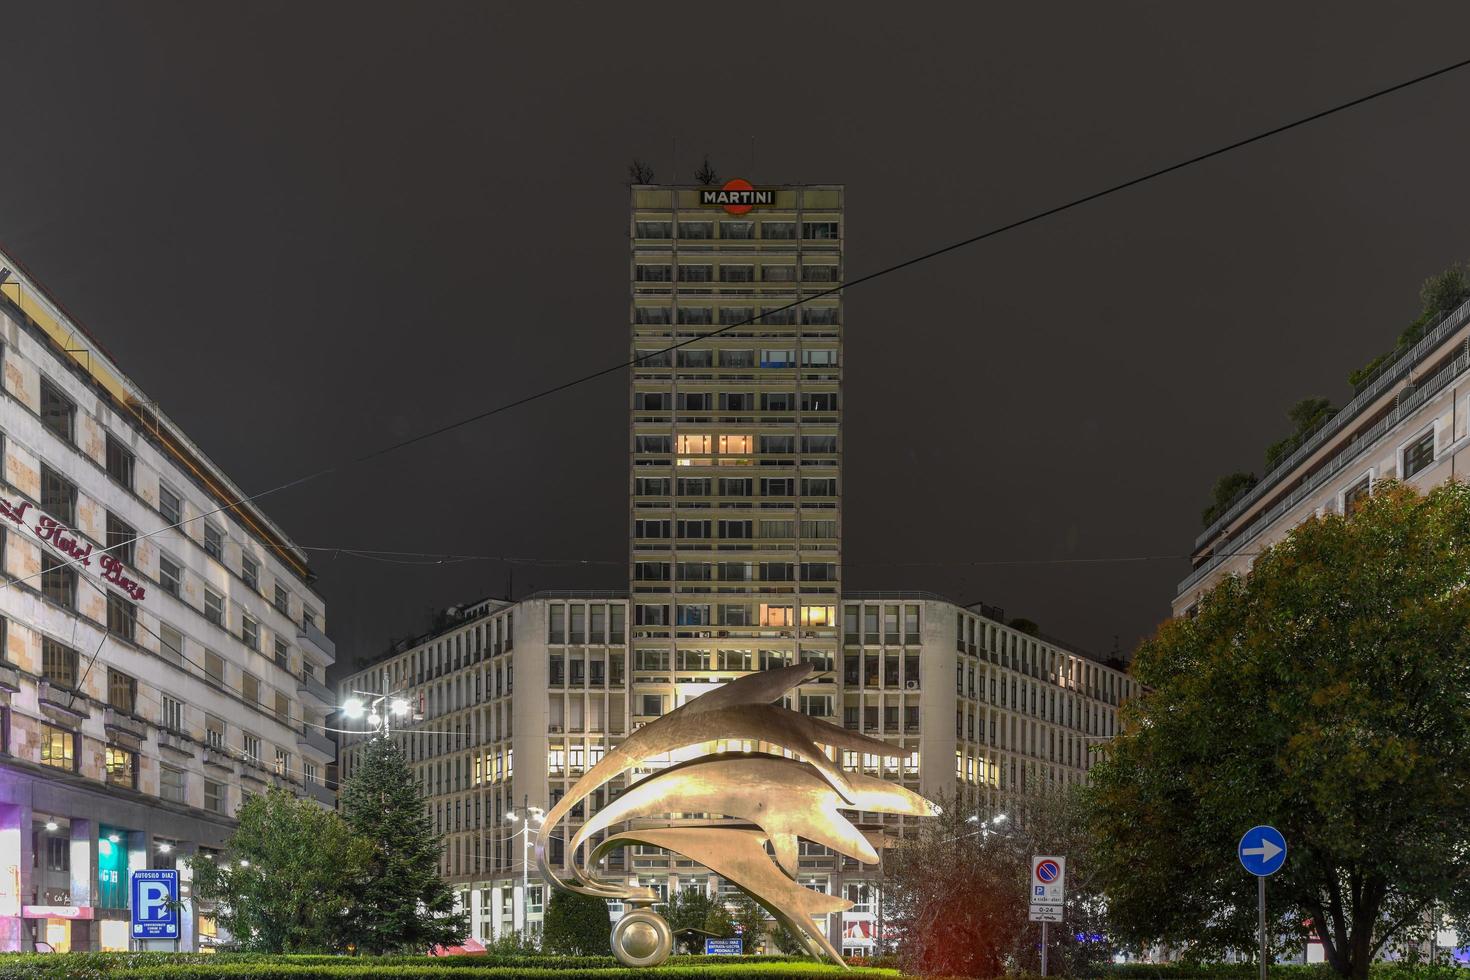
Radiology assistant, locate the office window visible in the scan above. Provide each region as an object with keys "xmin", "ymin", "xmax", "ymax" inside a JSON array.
[
  {"xmin": 204, "ymin": 589, "xmax": 224, "ymax": 627},
  {"xmin": 205, "ymin": 714, "xmax": 226, "ymax": 749},
  {"xmin": 802, "ymin": 221, "xmax": 839, "ymax": 240},
  {"xmin": 274, "ymin": 691, "xmax": 290, "ymax": 724},
  {"xmin": 161, "ymin": 694, "xmax": 184, "ymax": 732},
  {"xmin": 1403, "ymin": 429, "xmax": 1436, "ymax": 479},
  {"xmin": 721, "ymin": 220, "xmax": 755, "ymax": 240},
  {"xmin": 242, "ymin": 555, "xmax": 259, "ymax": 591},
  {"xmin": 105, "ymin": 746, "xmax": 137, "ymax": 788},
  {"xmin": 158, "ymin": 554, "xmax": 182, "ymax": 598},
  {"xmin": 241, "ymin": 615, "xmax": 259, "ymax": 650},
  {"xmin": 633, "ymin": 221, "xmax": 671, "ymax": 239},
  {"xmin": 107, "ymin": 591, "xmax": 136, "ymax": 641},
  {"xmin": 205, "ymin": 650, "xmax": 225, "ymax": 685},
  {"xmin": 242, "ymin": 733, "xmax": 261, "ymax": 763},
  {"xmin": 40, "ymin": 724, "xmax": 75, "ymax": 771},
  {"xmin": 274, "ymin": 748, "xmax": 290, "ymax": 777},
  {"xmin": 243, "ymin": 673, "xmax": 260, "ymax": 704},
  {"xmin": 1343, "ymin": 475, "xmax": 1372, "ymax": 517},
  {"xmin": 303, "ymin": 607, "xmax": 318, "ymax": 630},
  {"xmin": 204, "ymin": 778, "xmax": 225, "ymax": 814},
  {"xmin": 274, "ymin": 584, "xmax": 289, "ymax": 614},
  {"xmin": 203, "ymin": 523, "xmax": 224, "ymax": 560},
  {"xmin": 303, "ymin": 762, "xmax": 319, "ymax": 786},
  {"xmin": 107, "ymin": 668, "xmax": 137, "ymax": 713},
  {"xmin": 159, "ymin": 484, "xmax": 183, "ymax": 525},
  {"xmin": 274, "ymin": 639, "xmax": 290, "ymax": 671},
  {"xmin": 640, "ymin": 694, "xmax": 664, "ymax": 716},
  {"xmin": 762, "ymin": 221, "xmax": 796, "ymax": 240},
  {"xmin": 160, "ymin": 765, "xmax": 185, "ymax": 804},
  {"xmin": 105, "ymin": 435, "xmax": 134, "ymax": 489},
  {"xmin": 41, "ymin": 553, "xmax": 77, "ymax": 608},
  {"xmin": 39, "ymin": 379, "xmax": 75, "ymax": 441},
  {"xmin": 42, "ymin": 639, "xmax": 78, "ymax": 689},
  {"xmin": 40, "ymin": 465, "xmax": 77, "ymax": 525},
  {"xmin": 677, "ymin": 220, "xmax": 713, "ymax": 240}
]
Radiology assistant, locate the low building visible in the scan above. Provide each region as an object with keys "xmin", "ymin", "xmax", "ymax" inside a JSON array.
[
  {"xmin": 338, "ymin": 590, "xmax": 1134, "ymax": 956},
  {"xmin": 0, "ymin": 249, "xmax": 334, "ymax": 951}
]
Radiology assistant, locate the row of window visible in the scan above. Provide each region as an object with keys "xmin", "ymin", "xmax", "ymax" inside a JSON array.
[
  {"xmin": 632, "ymin": 220, "xmax": 839, "ymax": 241},
  {"xmin": 30, "ymin": 376, "xmax": 317, "ymax": 632},
  {"xmin": 634, "ymin": 348, "xmax": 836, "ymax": 369},
  {"xmin": 634, "ymin": 263, "xmax": 839, "ymax": 284},
  {"xmin": 632, "ymin": 518, "xmax": 836, "ymax": 540},
  {"xmin": 634, "ymin": 392, "xmax": 839, "ymax": 415},
  {"xmin": 633, "ymin": 602, "xmax": 836, "ymax": 628}
]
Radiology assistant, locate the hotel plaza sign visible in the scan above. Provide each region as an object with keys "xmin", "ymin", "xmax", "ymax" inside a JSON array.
[
  {"xmin": 700, "ymin": 178, "xmax": 772, "ymax": 215},
  {"xmin": 0, "ymin": 495, "xmax": 147, "ymax": 601}
]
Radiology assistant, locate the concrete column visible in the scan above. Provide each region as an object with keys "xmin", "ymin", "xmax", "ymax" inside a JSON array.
[
  {"xmin": 176, "ymin": 843, "xmax": 198, "ymax": 953},
  {"xmin": 512, "ymin": 881, "xmax": 524, "ymax": 934},
  {"xmin": 490, "ymin": 885, "xmax": 504, "ymax": 940},
  {"xmin": 0, "ymin": 803, "xmax": 28, "ymax": 952}
]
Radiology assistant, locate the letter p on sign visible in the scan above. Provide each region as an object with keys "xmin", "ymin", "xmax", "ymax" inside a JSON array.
[{"xmin": 140, "ymin": 882, "xmax": 170, "ymax": 920}]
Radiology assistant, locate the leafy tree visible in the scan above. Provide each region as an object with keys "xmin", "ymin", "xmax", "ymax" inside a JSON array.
[
  {"xmin": 188, "ymin": 789, "xmax": 367, "ymax": 953},
  {"xmin": 338, "ymin": 736, "xmax": 467, "ymax": 953},
  {"xmin": 884, "ymin": 788, "xmax": 1109, "ymax": 977},
  {"xmin": 1264, "ymin": 397, "xmax": 1337, "ymax": 470},
  {"xmin": 694, "ymin": 154, "xmax": 719, "ymax": 186},
  {"xmin": 1202, "ymin": 471, "xmax": 1259, "ymax": 527},
  {"xmin": 657, "ymin": 888, "xmax": 734, "ymax": 952},
  {"xmin": 1088, "ymin": 481, "xmax": 1470, "ymax": 979},
  {"xmin": 729, "ymin": 892, "xmax": 769, "ymax": 953},
  {"xmin": 541, "ymin": 889, "xmax": 611, "ymax": 955},
  {"xmin": 1419, "ymin": 262, "xmax": 1470, "ymax": 319}
]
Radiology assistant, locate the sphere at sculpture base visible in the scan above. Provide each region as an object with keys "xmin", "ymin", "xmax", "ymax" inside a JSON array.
[{"xmin": 611, "ymin": 907, "xmax": 673, "ymax": 967}]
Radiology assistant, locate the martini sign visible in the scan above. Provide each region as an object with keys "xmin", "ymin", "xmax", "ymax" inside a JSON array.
[{"xmin": 700, "ymin": 178, "xmax": 773, "ymax": 215}]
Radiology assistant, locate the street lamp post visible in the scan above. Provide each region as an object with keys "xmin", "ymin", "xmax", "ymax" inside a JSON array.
[
  {"xmin": 340, "ymin": 690, "xmax": 415, "ymax": 738},
  {"xmin": 507, "ymin": 796, "xmax": 545, "ymax": 940}
]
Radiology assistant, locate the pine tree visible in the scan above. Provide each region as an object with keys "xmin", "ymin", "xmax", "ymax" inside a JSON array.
[{"xmin": 339, "ymin": 736, "xmax": 467, "ymax": 953}]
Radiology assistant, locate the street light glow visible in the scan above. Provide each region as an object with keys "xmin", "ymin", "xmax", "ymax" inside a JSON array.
[
  {"xmin": 390, "ymin": 697, "xmax": 411, "ymax": 717},
  {"xmin": 993, "ymin": 813, "xmax": 1008, "ymax": 825},
  {"xmin": 342, "ymin": 697, "xmax": 366, "ymax": 719},
  {"xmin": 44, "ymin": 821, "xmax": 57, "ymax": 832}
]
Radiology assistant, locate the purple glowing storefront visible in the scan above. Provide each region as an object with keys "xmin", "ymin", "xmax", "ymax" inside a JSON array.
[{"xmin": 0, "ymin": 758, "xmax": 232, "ymax": 951}]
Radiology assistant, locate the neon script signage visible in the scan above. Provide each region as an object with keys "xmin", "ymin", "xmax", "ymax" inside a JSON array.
[
  {"xmin": 700, "ymin": 178, "xmax": 772, "ymax": 215},
  {"xmin": 0, "ymin": 495, "xmax": 146, "ymax": 601}
]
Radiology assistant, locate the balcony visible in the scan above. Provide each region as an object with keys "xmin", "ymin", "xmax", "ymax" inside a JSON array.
[
  {"xmin": 37, "ymin": 681, "xmax": 89, "ymax": 723},
  {"xmin": 305, "ymin": 780, "xmax": 335, "ymax": 807},
  {"xmin": 296, "ymin": 672, "xmax": 333, "ymax": 708},
  {"xmin": 103, "ymin": 708, "xmax": 148, "ymax": 741},
  {"xmin": 297, "ymin": 725, "xmax": 335, "ymax": 759},
  {"xmin": 0, "ymin": 664, "xmax": 18, "ymax": 693},
  {"xmin": 297, "ymin": 620, "xmax": 336, "ymax": 664}
]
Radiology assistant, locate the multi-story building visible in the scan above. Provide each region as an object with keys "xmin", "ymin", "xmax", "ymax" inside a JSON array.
[
  {"xmin": 0, "ymin": 250, "xmax": 335, "ymax": 952},
  {"xmin": 337, "ymin": 181, "xmax": 1136, "ymax": 957},
  {"xmin": 1176, "ymin": 294, "xmax": 1470, "ymax": 613}
]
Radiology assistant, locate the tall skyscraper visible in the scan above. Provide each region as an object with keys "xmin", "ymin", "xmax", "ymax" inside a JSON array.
[{"xmin": 628, "ymin": 182, "xmax": 844, "ymax": 713}]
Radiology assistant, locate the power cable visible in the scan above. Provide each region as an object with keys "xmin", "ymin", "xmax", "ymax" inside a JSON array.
[{"xmin": 5, "ymin": 54, "xmax": 1467, "ymax": 594}]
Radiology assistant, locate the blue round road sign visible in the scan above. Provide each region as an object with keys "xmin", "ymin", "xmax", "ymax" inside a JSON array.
[
  {"xmin": 1237, "ymin": 825, "xmax": 1287, "ymax": 877},
  {"xmin": 1036, "ymin": 860, "xmax": 1061, "ymax": 883}
]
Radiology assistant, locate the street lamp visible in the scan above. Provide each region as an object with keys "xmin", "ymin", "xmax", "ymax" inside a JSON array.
[
  {"xmin": 340, "ymin": 690, "xmax": 417, "ymax": 738},
  {"xmin": 507, "ymin": 797, "xmax": 545, "ymax": 940}
]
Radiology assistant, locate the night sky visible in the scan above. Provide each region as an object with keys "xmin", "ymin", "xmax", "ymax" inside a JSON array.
[{"xmin": 4, "ymin": 2, "xmax": 1470, "ymax": 679}]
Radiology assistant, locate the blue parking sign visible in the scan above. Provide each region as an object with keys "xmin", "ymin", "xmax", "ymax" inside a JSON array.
[{"xmin": 130, "ymin": 869, "xmax": 180, "ymax": 940}]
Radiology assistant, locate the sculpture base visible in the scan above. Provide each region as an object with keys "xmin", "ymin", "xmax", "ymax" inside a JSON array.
[{"xmin": 611, "ymin": 907, "xmax": 673, "ymax": 967}]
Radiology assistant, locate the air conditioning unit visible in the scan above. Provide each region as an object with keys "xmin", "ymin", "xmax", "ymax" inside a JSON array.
[{"xmin": 905, "ymin": 680, "xmax": 919, "ymax": 690}]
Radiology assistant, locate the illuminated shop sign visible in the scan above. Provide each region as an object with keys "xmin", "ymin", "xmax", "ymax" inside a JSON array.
[
  {"xmin": 0, "ymin": 496, "xmax": 146, "ymax": 601},
  {"xmin": 700, "ymin": 178, "xmax": 772, "ymax": 215}
]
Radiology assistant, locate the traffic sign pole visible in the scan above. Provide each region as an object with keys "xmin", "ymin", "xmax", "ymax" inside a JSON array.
[
  {"xmin": 1041, "ymin": 921, "xmax": 1048, "ymax": 977},
  {"xmin": 1257, "ymin": 875, "xmax": 1266, "ymax": 980}
]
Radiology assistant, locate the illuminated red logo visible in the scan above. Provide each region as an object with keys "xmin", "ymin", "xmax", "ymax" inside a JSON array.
[{"xmin": 700, "ymin": 178, "xmax": 773, "ymax": 215}]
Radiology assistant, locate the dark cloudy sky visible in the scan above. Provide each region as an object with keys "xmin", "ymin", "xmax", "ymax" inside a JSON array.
[{"xmin": 4, "ymin": 2, "xmax": 1470, "ymax": 677}]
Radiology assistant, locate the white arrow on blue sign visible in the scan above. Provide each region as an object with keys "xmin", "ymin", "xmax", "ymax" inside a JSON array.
[{"xmin": 1237, "ymin": 825, "xmax": 1287, "ymax": 877}]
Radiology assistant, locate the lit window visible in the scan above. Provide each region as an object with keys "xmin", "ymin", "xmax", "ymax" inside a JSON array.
[
  {"xmin": 105, "ymin": 746, "xmax": 136, "ymax": 788},
  {"xmin": 718, "ymin": 434, "xmax": 753, "ymax": 454},
  {"xmin": 759, "ymin": 605, "xmax": 794, "ymax": 627},
  {"xmin": 677, "ymin": 434, "xmax": 712, "ymax": 455},
  {"xmin": 801, "ymin": 605, "xmax": 836, "ymax": 627},
  {"xmin": 40, "ymin": 724, "xmax": 75, "ymax": 771}
]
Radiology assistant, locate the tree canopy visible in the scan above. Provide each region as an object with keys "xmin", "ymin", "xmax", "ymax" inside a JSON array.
[
  {"xmin": 338, "ymin": 736, "xmax": 467, "ymax": 954},
  {"xmin": 1089, "ymin": 481, "xmax": 1470, "ymax": 978},
  {"xmin": 189, "ymin": 789, "xmax": 368, "ymax": 953}
]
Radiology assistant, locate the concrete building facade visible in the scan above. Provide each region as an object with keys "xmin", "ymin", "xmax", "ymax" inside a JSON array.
[{"xmin": 0, "ymin": 250, "xmax": 334, "ymax": 951}]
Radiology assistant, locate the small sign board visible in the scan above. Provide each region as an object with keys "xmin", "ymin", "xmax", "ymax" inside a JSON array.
[
  {"xmin": 1031, "ymin": 855, "xmax": 1066, "ymax": 908},
  {"xmin": 705, "ymin": 938, "xmax": 742, "ymax": 955},
  {"xmin": 1029, "ymin": 906, "xmax": 1064, "ymax": 923},
  {"xmin": 1237, "ymin": 825, "xmax": 1287, "ymax": 877},
  {"xmin": 130, "ymin": 869, "xmax": 179, "ymax": 940}
]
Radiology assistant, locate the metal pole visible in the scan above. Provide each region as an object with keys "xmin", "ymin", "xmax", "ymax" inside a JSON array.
[
  {"xmin": 521, "ymin": 794, "xmax": 530, "ymax": 940},
  {"xmin": 1258, "ymin": 875, "xmax": 1267, "ymax": 980},
  {"xmin": 1041, "ymin": 920, "xmax": 1048, "ymax": 977}
]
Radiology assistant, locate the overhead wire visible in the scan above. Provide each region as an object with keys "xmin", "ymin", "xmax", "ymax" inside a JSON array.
[{"xmin": 5, "ymin": 54, "xmax": 1468, "ymax": 596}]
